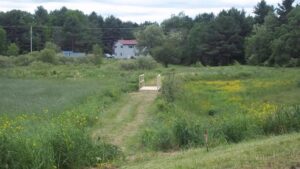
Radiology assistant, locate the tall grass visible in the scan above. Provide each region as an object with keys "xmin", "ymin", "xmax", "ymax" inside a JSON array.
[
  {"xmin": 0, "ymin": 63, "xmax": 140, "ymax": 168},
  {"xmin": 140, "ymin": 66, "xmax": 300, "ymax": 151}
]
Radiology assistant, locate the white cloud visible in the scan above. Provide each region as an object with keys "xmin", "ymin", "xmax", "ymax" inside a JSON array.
[{"xmin": 0, "ymin": 0, "xmax": 299, "ymax": 23}]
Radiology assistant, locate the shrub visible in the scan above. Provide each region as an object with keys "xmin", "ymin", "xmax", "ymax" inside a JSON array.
[
  {"xmin": 136, "ymin": 56, "xmax": 158, "ymax": 70},
  {"xmin": 141, "ymin": 127, "xmax": 174, "ymax": 151},
  {"xmin": 45, "ymin": 42, "xmax": 60, "ymax": 53},
  {"xmin": 14, "ymin": 55, "xmax": 35, "ymax": 66},
  {"xmin": 297, "ymin": 80, "xmax": 300, "ymax": 88},
  {"xmin": 93, "ymin": 44, "xmax": 103, "ymax": 65},
  {"xmin": 193, "ymin": 61, "xmax": 204, "ymax": 67},
  {"xmin": 161, "ymin": 74, "xmax": 182, "ymax": 102},
  {"xmin": 39, "ymin": 48, "xmax": 57, "ymax": 64},
  {"xmin": 119, "ymin": 56, "xmax": 158, "ymax": 70},
  {"xmin": 218, "ymin": 115, "xmax": 260, "ymax": 143},
  {"xmin": 0, "ymin": 55, "xmax": 13, "ymax": 68},
  {"xmin": 173, "ymin": 120, "xmax": 205, "ymax": 148},
  {"xmin": 119, "ymin": 60, "xmax": 138, "ymax": 70},
  {"xmin": 263, "ymin": 106, "xmax": 300, "ymax": 134},
  {"xmin": 7, "ymin": 43, "xmax": 19, "ymax": 56}
]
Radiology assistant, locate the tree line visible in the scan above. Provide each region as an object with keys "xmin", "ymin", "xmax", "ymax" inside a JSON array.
[
  {"xmin": 0, "ymin": 0, "xmax": 299, "ymax": 67},
  {"xmin": 0, "ymin": 6, "xmax": 140, "ymax": 55},
  {"xmin": 137, "ymin": 0, "xmax": 299, "ymax": 67}
]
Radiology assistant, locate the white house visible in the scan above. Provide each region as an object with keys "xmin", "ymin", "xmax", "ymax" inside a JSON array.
[{"xmin": 113, "ymin": 40, "xmax": 139, "ymax": 59}]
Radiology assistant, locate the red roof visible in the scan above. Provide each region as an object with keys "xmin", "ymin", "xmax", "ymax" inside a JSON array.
[{"xmin": 118, "ymin": 40, "xmax": 137, "ymax": 45}]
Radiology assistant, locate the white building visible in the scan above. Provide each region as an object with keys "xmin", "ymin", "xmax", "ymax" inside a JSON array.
[{"xmin": 113, "ymin": 40, "xmax": 139, "ymax": 59}]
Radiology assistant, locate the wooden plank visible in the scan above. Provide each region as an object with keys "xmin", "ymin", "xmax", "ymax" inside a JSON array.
[{"xmin": 139, "ymin": 86, "xmax": 159, "ymax": 91}]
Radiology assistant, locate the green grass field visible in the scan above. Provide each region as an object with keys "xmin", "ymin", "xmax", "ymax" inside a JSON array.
[
  {"xmin": 0, "ymin": 61, "xmax": 299, "ymax": 169},
  {"xmin": 123, "ymin": 133, "xmax": 300, "ymax": 169}
]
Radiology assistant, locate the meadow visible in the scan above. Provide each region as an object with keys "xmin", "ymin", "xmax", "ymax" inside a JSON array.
[
  {"xmin": 0, "ymin": 59, "xmax": 300, "ymax": 169},
  {"xmin": 0, "ymin": 60, "xmax": 142, "ymax": 169},
  {"xmin": 138, "ymin": 66, "xmax": 300, "ymax": 151}
]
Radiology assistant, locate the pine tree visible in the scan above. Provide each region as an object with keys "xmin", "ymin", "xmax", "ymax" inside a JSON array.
[
  {"xmin": 277, "ymin": 0, "xmax": 295, "ymax": 23},
  {"xmin": 254, "ymin": 0, "xmax": 274, "ymax": 24}
]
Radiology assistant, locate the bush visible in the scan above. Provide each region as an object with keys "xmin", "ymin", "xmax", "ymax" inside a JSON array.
[
  {"xmin": 218, "ymin": 115, "xmax": 260, "ymax": 143},
  {"xmin": 119, "ymin": 56, "xmax": 158, "ymax": 70},
  {"xmin": 263, "ymin": 106, "xmax": 300, "ymax": 134},
  {"xmin": 93, "ymin": 44, "xmax": 103, "ymax": 65},
  {"xmin": 0, "ymin": 125, "xmax": 122, "ymax": 169},
  {"xmin": 14, "ymin": 55, "xmax": 35, "ymax": 66},
  {"xmin": 7, "ymin": 43, "xmax": 19, "ymax": 56},
  {"xmin": 161, "ymin": 74, "xmax": 182, "ymax": 102},
  {"xmin": 0, "ymin": 55, "xmax": 13, "ymax": 68},
  {"xmin": 141, "ymin": 127, "xmax": 174, "ymax": 151},
  {"xmin": 39, "ymin": 48, "xmax": 57, "ymax": 64},
  {"xmin": 173, "ymin": 120, "xmax": 206, "ymax": 148},
  {"xmin": 45, "ymin": 42, "xmax": 60, "ymax": 53},
  {"xmin": 119, "ymin": 60, "xmax": 138, "ymax": 70},
  {"xmin": 136, "ymin": 56, "xmax": 158, "ymax": 70}
]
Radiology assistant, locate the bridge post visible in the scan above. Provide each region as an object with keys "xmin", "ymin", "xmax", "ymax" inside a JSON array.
[
  {"xmin": 139, "ymin": 74, "xmax": 145, "ymax": 90},
  {"xmin": 157, "ymin": 74, "xmax": 161, "ymax": 90}
]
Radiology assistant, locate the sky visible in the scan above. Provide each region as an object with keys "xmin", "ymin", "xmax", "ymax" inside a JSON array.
[{"xmin": 0, "ymin": 0, "xmax": 299, "ymax": 23}]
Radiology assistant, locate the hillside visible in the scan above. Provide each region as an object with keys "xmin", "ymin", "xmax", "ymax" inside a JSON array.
[{"xmin": 123, "ymin": 133, "xmax": 300, "ymax": 169}]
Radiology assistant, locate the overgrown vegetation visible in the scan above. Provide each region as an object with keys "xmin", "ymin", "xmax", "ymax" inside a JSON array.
[
  {"xmin": 140, "ymin": 66, "xmax": 300, "ymax": 151},
  {"xmin": 119, "ymin": 56, "xmax": 158, "ymax": 70},
  {"xmin": 0, "ymin": 62, "xmax": 140, "ymax": 168}
]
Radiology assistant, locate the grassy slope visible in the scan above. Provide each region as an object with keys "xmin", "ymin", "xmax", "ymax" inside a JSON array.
[{"xmin": 123, "ymin": 133, "xmax": 300, "ymax": 169}]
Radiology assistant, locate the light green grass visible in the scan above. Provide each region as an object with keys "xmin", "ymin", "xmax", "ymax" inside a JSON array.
[
  {"xmin": 0, "ymin": 62, "xmax": 299, "ymax": 168},
  {"xmin": 123, "ymin": 133, "xmax": 300, "ymax": 169},
  {"xmin": 0, "ymin": 78, "xmax": 105, "ymax": 115}
]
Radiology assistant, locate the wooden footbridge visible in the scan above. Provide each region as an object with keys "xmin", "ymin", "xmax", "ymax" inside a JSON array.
[{"xmin": 139, "ymin": 74, "xmax": 161, "ymax": 91}]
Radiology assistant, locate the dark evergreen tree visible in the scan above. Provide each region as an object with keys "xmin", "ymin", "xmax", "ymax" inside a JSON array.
[
  {"xmin": 277, "ymin": 0, "xmax": 295, "ymax": 23},
  {"xmin": 254, "ymin": 0, "xmax": 274, "ymax": 24},
  {"xmin": 0, "ymin": 27, "xmax": 6, "ymax": 54}
]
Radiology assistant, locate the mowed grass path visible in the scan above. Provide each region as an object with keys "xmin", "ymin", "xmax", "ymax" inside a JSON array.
[{"xmin": 92, "ymin": 91, "xmax": 157, "ymax": 151}]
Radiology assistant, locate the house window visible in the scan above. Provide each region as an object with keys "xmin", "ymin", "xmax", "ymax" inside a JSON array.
[
  {"xmin": 129, "ymin": 45, "xmax": 133, "ymax": 48},
  {"xmin": 121, "ymin": 45, "xmax": 123, "ymax": 48},
  {"xmin": 120, "ymin": 53, "xmax": 122, "ymax": 56}
]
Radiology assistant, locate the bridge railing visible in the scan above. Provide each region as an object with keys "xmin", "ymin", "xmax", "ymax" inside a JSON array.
[{"xmin": 139, "ymin": 74, "xmax": 145, "ymax": 89}]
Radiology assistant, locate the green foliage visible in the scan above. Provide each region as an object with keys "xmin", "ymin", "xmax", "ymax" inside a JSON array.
[
  {"xmin": 263, "ymin": 106, "xmax": 300, "ymax": 134},
  {"xmin": 45, "ymin": 41, "xmax": 60, "ymax": 53},
  {"xmin": 0, "ymin": 56, "xmax": 13, "ymax": 68},
  {"xmin": 7, "ymin": 43, "xmax": 19, "ymax": 56},
  {"xmin": 0, "ymin": 27, "xmax": 6, "ymax": 55},
  {"xmin": 161, "ymin": 74, "xmax": 182, "ymax": 102},
  {"xmin": 0, "ymin": 127, "xmax": 122, "ymax": 169},
  {"xmin": 246, "ymin": 6, "xmax": 300, "ymax": 67},
  {"xmin": 141, "ymin": 127, "xmax": 174, "ymax": 151},
  {"xmin": 136, "ymin": 56, "xmax": 158, "ymax": 69},
  {"xmin": 187, "ymin": 8, "xmax": 252, "ymax": 65},
  {"xmin": 0, "ymin": 63, "xmax": 139, "ymax": 168},
  {"xmin": 140, "ymin": 66, "xmax": 300, "ymax": 151},
  {"xmin": 92, "ymin": 44, "xmax": 103, "ymax": 65},
  {"xmin": 173, "ymin": 119, "xmax": 204, "ymax": 147},
  {"xmin": 119, "ymin": 56, "xmax": 158, "ymax": 70},
  {"xmin": 39, "ymin": 48, "xmax": 57, "ymax": 64},
  {"xmin": 277, "ymin": 0, "xmax": 295, "ymax": 23},
  {"xmin": 271, "ymin": 6, "xmax": 300, "ymax": 66},
  {"xmin": 151, "ymin": 32, "xmax": 182, "ymax": 67},
  {"xmin": 254, "ymin": 0, "xmax": 274, "ymax": 24},
  {"xmin": 135, "ymin": 24, "xmax": 165, "ymax": 51},
  {"xmin": 161, "ymin": 12, "xmax": 193, "ymax": 33},
  {"xmin": 245, "ymin": 25, "xmax": 273, "ymax": 65}
]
